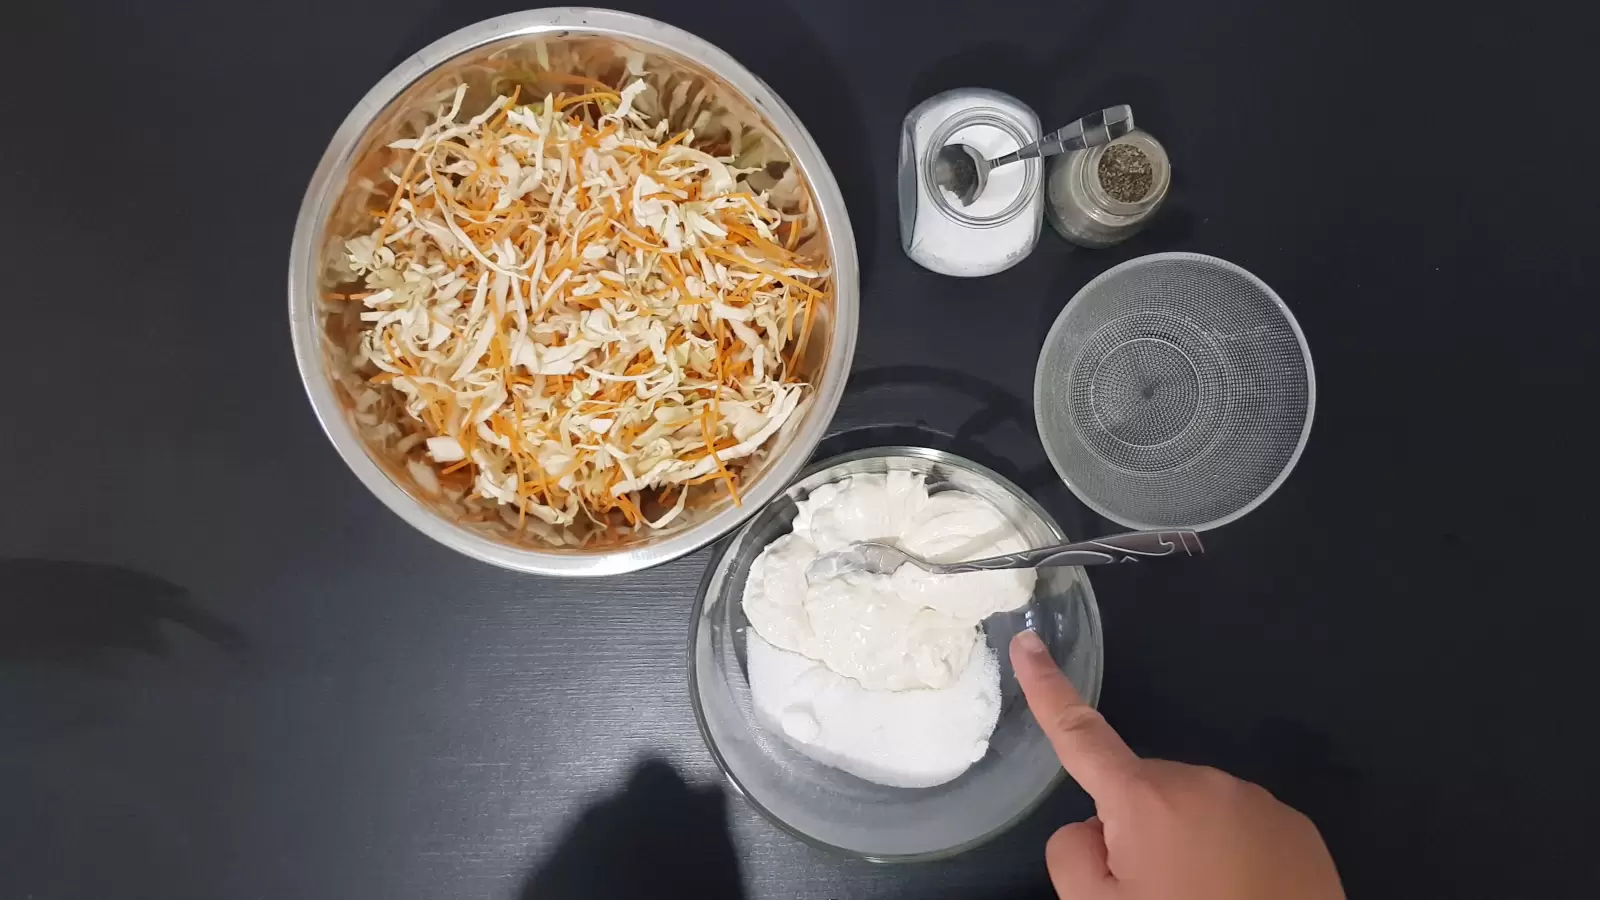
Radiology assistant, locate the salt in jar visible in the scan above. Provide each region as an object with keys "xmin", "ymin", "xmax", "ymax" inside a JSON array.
[{"xmin": 899, "ymin": 89, "xmax": 1043, "ymax": 277}]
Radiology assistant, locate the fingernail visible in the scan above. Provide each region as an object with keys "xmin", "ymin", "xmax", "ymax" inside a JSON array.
[{"xmin": 1015, "ymin": 629, "xmax": 1047, "ymax": 657}]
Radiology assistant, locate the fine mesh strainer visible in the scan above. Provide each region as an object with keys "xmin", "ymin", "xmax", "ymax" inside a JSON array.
[{"xmin": 1035, "ymin": 253, "xmax": 1314, "ymax": 530}]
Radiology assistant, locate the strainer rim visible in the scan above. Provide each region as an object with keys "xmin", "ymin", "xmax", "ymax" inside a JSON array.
[{"xmin": 1032, "ymin": 252, "xmax": 1316, "ymax": 531}]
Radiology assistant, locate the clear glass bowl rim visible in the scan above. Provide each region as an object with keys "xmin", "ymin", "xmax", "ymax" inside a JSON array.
[{"xmin": 687, "ymin": 445, "xmax": 1105, "ymax": 862}]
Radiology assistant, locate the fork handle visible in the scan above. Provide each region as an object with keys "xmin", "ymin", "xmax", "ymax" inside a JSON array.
[
  {"xmin": 988, "ymin": 105, "xmax": 1136, "ymax": 167},
  {"xmin": 929, "ymin": 529, "xmax": 1202, "ymax": 575}
]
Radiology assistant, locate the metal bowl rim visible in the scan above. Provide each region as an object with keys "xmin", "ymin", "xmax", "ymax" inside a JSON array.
[{"xmin": 287, "ymin": 8, "xmax": 860, "ymax": 576}]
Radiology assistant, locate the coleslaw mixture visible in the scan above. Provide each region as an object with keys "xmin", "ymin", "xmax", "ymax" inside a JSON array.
[{"xmin": 331, "ymin": 61, "xmax": 830, "ymax": 546}]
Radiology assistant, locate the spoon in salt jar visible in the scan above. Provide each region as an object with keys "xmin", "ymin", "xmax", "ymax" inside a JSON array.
[
  {"xmin": 934, "ymin": 104, "xmax": 1136, "ymax": 206},
  {"xmin": 804, "ymin": 529, "xmax": 1201, "ymax": 584}
]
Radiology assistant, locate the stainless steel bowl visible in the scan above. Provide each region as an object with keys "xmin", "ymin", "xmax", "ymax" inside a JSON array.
[
  {"xmin": 690, "ymin": 447, "xmax": 1104, "ymax": 861},
  {"xmin": 288, "ymin": 9, "xmax": 859, "ymax": 576}
]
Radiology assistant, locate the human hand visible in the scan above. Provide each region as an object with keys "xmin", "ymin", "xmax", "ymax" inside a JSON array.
[{"xmin": 1011, "ymin": 631, "xmax": 1345, "ymax": 900}]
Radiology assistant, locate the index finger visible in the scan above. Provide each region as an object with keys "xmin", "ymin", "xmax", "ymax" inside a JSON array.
[{"xmin": 1011, "ymin": 630, "xmax": 1141, "ymax": 804}]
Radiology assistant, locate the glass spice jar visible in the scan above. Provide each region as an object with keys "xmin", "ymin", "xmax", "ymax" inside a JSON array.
[
  {"xmin": 899, "ymin": 88, "xmax": 1044, "ymax": 277},
  {"xmin": 1044, "ymin": 130, "xmax": 1170, "ymax": 249}
]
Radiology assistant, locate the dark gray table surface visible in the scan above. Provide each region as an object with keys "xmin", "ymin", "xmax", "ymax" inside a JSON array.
[{"xmin": 4, "ymin": 1, "xmax": 1593, "ymax": 898}]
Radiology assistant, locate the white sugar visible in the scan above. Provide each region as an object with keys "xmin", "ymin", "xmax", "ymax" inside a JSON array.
[
  {"xmin": 899, "ymin": 88, "xmax": 1043, "ymax": 277},
  {"xmin": 746, "ymin": 631, "xmax": 1002, "ymax": 789}
]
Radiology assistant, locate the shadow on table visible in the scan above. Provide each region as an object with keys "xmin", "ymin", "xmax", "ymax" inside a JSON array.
[
  {"xmin": 828, "ymin": 363, "xmax": 1043, "ymax": 481},
  {"xmin": 821, "ymin": 363, "xmax": 1112, "ymax": 541},
  {"xmin": 962, "ymin": 890, "xmax": 1055, "ymax": 900},
  {"xmin": 906, "ymin": 0, "xmax": 1138, "ymax": 123},
  {"xmin": 520, "ymin": 757, "xmax": 745, "ymax": 900},
  {"xmin": 0, "ymin": 559, "xmax": 246, "ymax": 671},
  {"xmin": 908, "ymin": 41, "xmax": 1050, "ymax": 116}
]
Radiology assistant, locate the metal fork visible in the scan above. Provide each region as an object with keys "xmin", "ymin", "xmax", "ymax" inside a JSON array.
[{"xmin": 804, "ymin": 529, "xmax": 1203, "ymax": 584}]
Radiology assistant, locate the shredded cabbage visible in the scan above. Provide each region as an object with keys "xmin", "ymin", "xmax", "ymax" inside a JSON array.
[{"xmin": 331, "ymin": 72, "xmax": 829, "ymax": 544}]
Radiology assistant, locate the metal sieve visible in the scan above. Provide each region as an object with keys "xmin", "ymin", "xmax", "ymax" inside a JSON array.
[{"xmin": 1034, "ymin": 253, "xmax": 1315, "ymax": 530}]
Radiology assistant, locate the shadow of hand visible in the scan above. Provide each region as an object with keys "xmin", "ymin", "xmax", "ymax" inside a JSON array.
[
  {"xmin": 0, "ymin": 559, "xmax": 245, "ymax": 669},
  {"xmin": 521, "ymin": 758, "xmax": 745, "ymax": 900}
]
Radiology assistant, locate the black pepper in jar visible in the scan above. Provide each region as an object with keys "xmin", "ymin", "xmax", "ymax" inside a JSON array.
[
  {"xmin": 1096, "ymin": 144, "xmax": 1153, "ymax": 203},
  {"xmin": 1046, "ymin": 129, "xmax": 1169, "ymax": 248}
]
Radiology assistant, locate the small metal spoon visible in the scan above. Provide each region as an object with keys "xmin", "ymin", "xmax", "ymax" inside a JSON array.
[
  {"xmin": 933, "ymin": 104, "xmax": 1136, "ymax": 207},
  {"xmin": 804, "ymin": 529, "xmax": 1201, "ymax": 584}
]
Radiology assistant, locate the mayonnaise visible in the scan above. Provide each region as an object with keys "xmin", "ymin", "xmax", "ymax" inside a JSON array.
[{"xmin": 741, "ymin": 471, "xmax": 1035, "ymax": 691}]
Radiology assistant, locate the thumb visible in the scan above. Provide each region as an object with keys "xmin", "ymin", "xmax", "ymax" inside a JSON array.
[
  {"xmin": 1046, "ymin": 817, "xmax": 1117, "ymax": 898},
  {"xmin": 1011, "ymin": 630, "xmax": 1141, "ymax": 805}
]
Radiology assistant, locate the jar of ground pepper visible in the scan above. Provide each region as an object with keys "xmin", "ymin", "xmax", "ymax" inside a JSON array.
[{"xmin": 1044, "ymin": 130, "xmax": 1170, "ymax": 249}]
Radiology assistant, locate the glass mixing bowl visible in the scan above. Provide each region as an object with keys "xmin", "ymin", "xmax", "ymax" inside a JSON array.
[{"xmin": 689, "ymin": 447, "xmax": 1103, "ymax": 861}]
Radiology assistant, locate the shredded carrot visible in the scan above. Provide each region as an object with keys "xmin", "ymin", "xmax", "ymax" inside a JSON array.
[
  {"xmin": 375, "ymin": 149, "xmax": 426, "ymax": 245},
  {"xmin": 555, "ymin": 91, "xmax": 620, "ymax": 111},
  {"xmin": 556, "ymin": 457, "xmax": 584, "ymax": 482},
  {"xmin": 347, "ymin": 68, "xmax": 825, "ymax": 543},
  {"xmin": 703, "ymin": 247, "xmax": 822, "ymax": 296},
  {"xmin": 684, "ymin": 436, "xmax": 740, "ymax": 460},
  {"xmin": 723, "ymin": 192, "xmax": 783, "ymax": 222},
  {"xmin": 382, "ymin": 332, "xmax": 415, "ymax": 377},
  {"xmin": 614, "ymin": 492, "xmax": 641, "ymax": 526},
  {"xmin": 790, "ymin": 292, "xmax": 816, "ymax": 373},
  {"xmin": 723, "ymin": 222, "xmax": 797, "ymax": 262},
  {"xmin": 461, "ymin": 422, "xmax": 479, "ymax": 459},
  {"xmin": 660, "ymin": 255, "xmax": 696, "ymax": 303},
  {"xmin": 504, "ymin": 402, "xmax": 527, "ymax": 527},
  {"xmin": 700, "ymin": 406, "xmax": 740, "ymax": 506},
  {"xmin": 713, "ymin": 319, "xmax": 726, "ymax": 418},
  {"xmin": 422, "ymin": 399, "xmax": 446, "ymax": 435},
  {"xmin": 488, "ymin": 86, "xmax": 520, "ymax": 128},
  {"xmin": 615, "ymin": 228, "xmax": 665, "ymax": 252}
]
